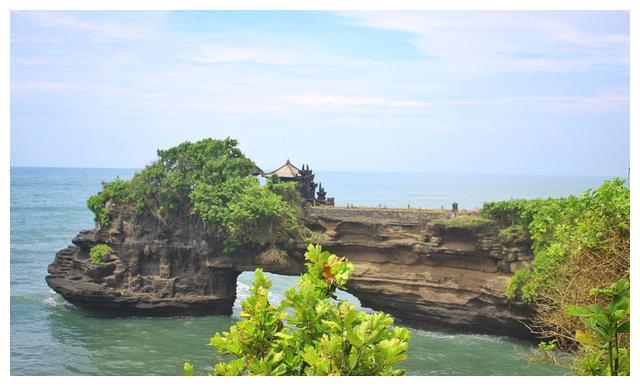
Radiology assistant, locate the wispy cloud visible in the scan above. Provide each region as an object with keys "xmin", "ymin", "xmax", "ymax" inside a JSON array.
[
  {"xmin": 10, "ymin": 11, "xmax": 629, "ymax": 175},
  {"xmin": 290, "ymin": 93, "xmax": 629, "ymax": 110},
  {"xmin": 537, "ymin": 20, "xmax": 628, "ymax": 48},
  {"xmin": 177, "ymin": 44, "xmax": 375, "ymax": 67},
  {"xmin": 11, "ymin": 80, "xmax": 167, "ymax": 99},
  {"xmin": 337, "ymin": 11, "xmax": 629, "ymax": 72},
  {"xmin": 293, "ymin": 94, "xmax": 428, "ymax": 107},
  {"xmin": 177, "ymin": 46, "xmax": 302, "ymax": 65},
  {"xmin": 21, "ymin": 11, "xmax": 162, "ymax": 41}
]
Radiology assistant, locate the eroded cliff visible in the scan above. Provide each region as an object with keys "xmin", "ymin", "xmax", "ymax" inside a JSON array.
[
  {"xmin": 47, "ymin": 206, "xmax": 535, "ymax": 338},
  {"xmin": 305, "ymin": 208, "xmax": 534, "ymax": 338}
]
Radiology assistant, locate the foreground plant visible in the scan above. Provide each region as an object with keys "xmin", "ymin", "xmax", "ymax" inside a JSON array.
[
  {"xmin": 565, "ymin": 279, "xmax": 630, "ymax": 376},
  {"xmin": 187, "ymin": 244, "xmax": 410, "ymax": 376}
]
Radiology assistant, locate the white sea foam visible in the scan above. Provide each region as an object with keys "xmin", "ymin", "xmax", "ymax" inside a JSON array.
[{"xmin": 42, "ymin": 294, "xmax": 64, "ymax": 308}]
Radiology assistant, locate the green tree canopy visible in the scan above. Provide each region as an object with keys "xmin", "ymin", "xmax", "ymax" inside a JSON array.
[{"xmin": 87, "ymin": 138, "xmax": 305, "ymax": 252}]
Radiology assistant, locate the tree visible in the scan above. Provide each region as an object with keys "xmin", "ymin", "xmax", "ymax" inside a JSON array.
[{"xmin": 87, "ymin": 138, "xmax": 304, "ymax": 252}]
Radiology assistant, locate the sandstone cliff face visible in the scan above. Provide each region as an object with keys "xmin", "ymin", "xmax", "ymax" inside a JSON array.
[
  {"xmin": 46, "ymin": 207, "xmax": 305, "ymax": 316},
  {"xmin": 305, "ymin": 208, "xmax": 534, "ymax": 339},
  {"xmin": 47, "ymin": 207, "xmax": 534, "ymax": 338}
]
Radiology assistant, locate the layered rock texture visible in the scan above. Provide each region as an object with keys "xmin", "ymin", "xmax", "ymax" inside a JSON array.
[
  {"xmin": 47, "ymin": 206, "xmax": 535, "ymax": 338},
  {"xmin": 305, "ymin": 208, "xmax": 534, "ymax": 338},
  {"xmin": 47, "ymin": 207, "xmax": 305, "ymax": 316}
]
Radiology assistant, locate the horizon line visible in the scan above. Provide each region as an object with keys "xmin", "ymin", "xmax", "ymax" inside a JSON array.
[{"xmin": 9, "ymin": 165, "xmax": 622, "ymax": 180}]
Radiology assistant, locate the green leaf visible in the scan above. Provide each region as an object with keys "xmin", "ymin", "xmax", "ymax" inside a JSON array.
[
  {"xmin": 617, "ymin": 321, "xmax": 630, "ymax": 334},
  {"xmin": 565, "ymin": 305, "xmax": 593, "ymax": 318},
  {"xmin": 202, "ymin": 245, "xmax": 410, "ymax": 376},
  {"xmin": 183, "ymin": 362, "xmax": 194, "ymax": 376}
]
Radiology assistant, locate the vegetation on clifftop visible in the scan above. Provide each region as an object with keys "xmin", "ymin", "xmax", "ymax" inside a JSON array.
[
  {"xmin": 87, "ymin": 138, "xmax": 305, "ymax": 252},
  {"xmin": 481, "ymin": 178, "xmax": 630, "ymax": 375},
  {"xmin": 186, "ymin": 245, "xmax": 410, "ymax": 376}
]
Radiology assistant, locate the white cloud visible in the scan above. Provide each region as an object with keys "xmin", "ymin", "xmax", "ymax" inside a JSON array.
[
  {"xmin": 11, "ymin": 80, "xmax": 167, "ymax": 99},
  {"xmin": 177, "ymin": 47, "xmax": 302, "ymax": 65},
  {"xmin": 537, "ymin": 20, "xmax": 628, "ymax": 48},
  {"xmin": 337, "ymin": 11, "xmax": 629, "ymax": 73},
  {"xmin": 293, "ymin": 94, "xmax": 428, "ymax": 107},
  {"xmin": 22, "ymin": 11, "xmax": 163, "ymax": 40},
  {"xmin": 289, "ymin": 93, "xmax": 628, "ymax": 110},
  {"xmin": 177, "ymin": 43, "xmax": 375, "ymax": 67}
]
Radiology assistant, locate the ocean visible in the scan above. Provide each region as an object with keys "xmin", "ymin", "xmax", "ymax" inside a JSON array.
[{"xmin": 10, "ymin": 167, "xmax": 610, "ymax": 375}]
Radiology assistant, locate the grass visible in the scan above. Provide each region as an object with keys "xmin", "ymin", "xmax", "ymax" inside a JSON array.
[{"xmin": 429, "ymin": 215, "xmax": 493, "ymax": 228}]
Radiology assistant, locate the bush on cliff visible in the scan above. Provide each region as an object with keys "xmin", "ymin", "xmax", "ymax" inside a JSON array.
[
  {"xmin": 87, "ymin": 138, "xmax": 304, "ymax": 252},
  {"xmin": 89, "ymin": 243, "xmax": 112, "ymax": 265},
  {"xmin": 190, "ymin": 177, "xmax": 303, "ymax": 252},
  {"xmin": 481, "ymin": 179, "xmax": 630, "ymax": 370},
  {"xmin": 186, "ymin": 245, "xmax": 410, "ymax": 376},
  {"xmin": 87, "ymin": 179, "xmax": 131, "ymax": 227}
]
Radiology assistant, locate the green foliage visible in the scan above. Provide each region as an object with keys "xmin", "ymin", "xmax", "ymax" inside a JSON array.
[
  {"xmin": 538, "ymin": 339, "xmax": 557, "ymax": 352},
  {"xmin": 89, "ymin": 243, "xmax": 111, "ymax": 265},
  {"xmin": 183, "ymin": 362, "xmax": 194, "ymax": 376},
  {"xmin": 534, "ymin": 339, "xmax": 559, "ymax": 365},
  {"xmin": 565, "ymin": 279, "xmax": 630, "ymax": 376},
  {"xmin": 480, "ymin": 198, "xmax": 547, "ymax": 229},
  {"xmin": 87, "ymin": 179, "xmax": 131, "ymax": 227},
  {"xmin": 429, "ymin": 215, "xmax": 493, "ymax": 229},
  {"xmin": 207, "ymin": 245, "xmax": 411, "ymax": 376},
  {"xmin": 85, "ymin": 138, "xmax": 305, "ymax": 252},
  {"xmin": 497, "ymin": 224, "xmax": 529, "ymax": 243},
  {"xmin": 190, "ymin": 177, "xmax": 303, "ymax": 253},
  {"xmin": 482, "ymin": 178, "xmax": 630, "ymax": 303}
]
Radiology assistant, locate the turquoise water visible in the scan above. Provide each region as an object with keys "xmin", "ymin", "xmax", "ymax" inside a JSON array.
[{"xmin": 11, "ymin": 167, "xmax": 608, "ymax": 376}]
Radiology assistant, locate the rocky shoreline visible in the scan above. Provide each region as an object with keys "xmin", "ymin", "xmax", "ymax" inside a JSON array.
[{"xmin": 47, "ymin": 206, "xmax": 535, "ymax": 339}]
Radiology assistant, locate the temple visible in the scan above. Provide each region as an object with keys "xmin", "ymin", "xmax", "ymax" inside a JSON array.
[{"xmin": 262, "ymin": 159, "xmax": 334, "ymax": 206}]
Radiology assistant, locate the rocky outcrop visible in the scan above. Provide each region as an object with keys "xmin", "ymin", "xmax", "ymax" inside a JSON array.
[
  {"xmin": 47, "ymin": 206, "xmax": 535, "ymax": 338},
  {"xmin": 305, "ymin": 208, "xmax": 534, "ymax": 339},
  {"xmin": 46, "ymin": 207, "xmax": 305, "ymax": 316}
]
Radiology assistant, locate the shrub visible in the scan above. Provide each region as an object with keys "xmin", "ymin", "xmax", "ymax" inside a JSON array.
[
  {"xmin": 87, "ymin": 179, "xmax": 131, "ymax": 227},
  {"xmin": 566, "ymin": 279, "xmax": 630, "ymax": 376},
  {"xmin": 480, "ymin": 198, "xmax": 544, "ymax": 228},
  {"xmin": 482, "ymin": 179, "xmax": 630, "ymax": 353},
  {"xmin": 190, "ymin": 177, "xmax": 303, "ymax": 253},
  {"xmin": 191, "ymin": 245, "xmax": 411, "ymax": 376},
  {"xmin": 89, "ymin": 243, "xmax": 112, "ymax": 265}
]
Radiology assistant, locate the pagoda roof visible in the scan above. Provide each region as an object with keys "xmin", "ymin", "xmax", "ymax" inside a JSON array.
[
  {"xmin": 251, "ymin": 165, "xmax": 264, "ymax": 176},
  {"xmin": 263, "ymin": 159, "xmax": 301, "ymax": 179}
]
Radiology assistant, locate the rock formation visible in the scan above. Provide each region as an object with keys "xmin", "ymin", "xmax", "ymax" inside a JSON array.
[
  {"xmin": 47, "ymin": 206, "xmax": 535, "ymax": 338},
  {"xmin": 46, "ymin": 206, "xmax": 305, "ymax": 316},
  {"xmin": 305, "ymin": 208, "xmax": 534, "ymax": 339}
]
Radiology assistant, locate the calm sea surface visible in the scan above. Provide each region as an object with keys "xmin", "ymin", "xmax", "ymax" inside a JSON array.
[{"xmin": 11, "ymin": 167, "xmax": 610, "ymax": 375}]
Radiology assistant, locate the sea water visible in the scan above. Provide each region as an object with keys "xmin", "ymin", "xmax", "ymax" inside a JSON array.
[{"xmin": 11, "ymin": 167, "xmax": 609, "ymax": 375}]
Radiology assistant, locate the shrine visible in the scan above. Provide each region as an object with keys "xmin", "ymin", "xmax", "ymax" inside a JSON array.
[{"xmin": 262, "ymin": 160, "xmax": 334, "ymax": 206}]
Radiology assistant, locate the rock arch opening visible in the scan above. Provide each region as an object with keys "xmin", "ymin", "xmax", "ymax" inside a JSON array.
[{"xmin": 232, "ymin": 270, "xmax": 370, "ymax": 318}]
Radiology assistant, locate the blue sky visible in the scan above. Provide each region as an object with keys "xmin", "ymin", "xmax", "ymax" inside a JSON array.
[{"xmin": 10, "ymin": 11, "xmax": 629, "ymax": 176}]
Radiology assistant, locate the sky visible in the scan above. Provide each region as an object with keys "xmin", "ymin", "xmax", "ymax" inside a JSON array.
[{"xmin": 10, "ymin": 11, "xmax": 629, "ymax": 176}]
